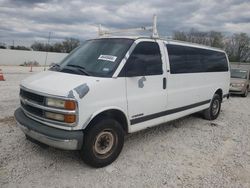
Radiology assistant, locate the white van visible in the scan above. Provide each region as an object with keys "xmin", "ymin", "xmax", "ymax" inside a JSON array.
[{"xmin": 14, "ymin": 28, "xmax": 230, "ymax": 167}]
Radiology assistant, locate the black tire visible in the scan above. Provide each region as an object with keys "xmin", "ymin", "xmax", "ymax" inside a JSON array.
[
  {"xmin": 81, "ymin": 118, "xmax": 124, "ymax": 168},
  {"xmin": 203, "ymin": 94, "xmax": 221, "ymax": 120},
  {"xmin": 241, "ymin": 87, "xmax": 249, "ymax": 97}
]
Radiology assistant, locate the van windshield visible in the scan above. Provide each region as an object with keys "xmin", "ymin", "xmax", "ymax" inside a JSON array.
[
  {"xmin": 54, "ymin": 38, "xmax": 134, "ymax": 77},
  {"xmin": 231, "ymin": 69, "xmax": 248, "ymax": 79}
]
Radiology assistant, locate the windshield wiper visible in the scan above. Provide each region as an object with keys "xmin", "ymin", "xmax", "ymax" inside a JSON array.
[{"xmin": 66, "ymin": 64, "xmax": 90, "ymax": 76}]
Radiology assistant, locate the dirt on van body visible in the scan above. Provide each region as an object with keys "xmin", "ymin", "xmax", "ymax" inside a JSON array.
[{"xmin": 1, "ymin": 66, "xmax": 250, "ymax": 188}]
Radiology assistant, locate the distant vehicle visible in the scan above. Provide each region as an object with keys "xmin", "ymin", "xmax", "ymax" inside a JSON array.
[
  {"xmin": 14, "ymin": 16, "xmax": 230, "ymax": 168},
  {"xmin": 230, "ymin": 68, "xmax": 250, "ymax": 97}
]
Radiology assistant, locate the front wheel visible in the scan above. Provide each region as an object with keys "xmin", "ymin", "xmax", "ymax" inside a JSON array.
[
  {"xmin": 203, "ymin": 94, "xmax": 221, "ymax": 120},
  {"xmin": 81, "ymin": 118, "xmax": 124, "ymax": 168}
]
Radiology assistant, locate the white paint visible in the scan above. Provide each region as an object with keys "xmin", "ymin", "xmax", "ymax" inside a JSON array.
[
  {"xmin": 0, "ymin": 49, "xmax": 68, "ymax": 66},
  {"xmin": 18, "ymin": 37, "xmax": 230, "ymax": 133},
  {"xmin": 124, "ymin": 39, "xmax": 167, "ymax": 130},
  {"xmin": 21, "ymin": 71, "xmax": 128, "ymax": 131}
]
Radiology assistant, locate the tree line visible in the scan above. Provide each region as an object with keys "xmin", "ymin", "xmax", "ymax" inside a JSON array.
[
  {"xmin": 30, "ymin": 38, "xmax": 80, "ymax": 53},
  {"xmin": 173, "ymin": 29, "xmax": 250, "ymax": 63},
  {"xmin": 1, "ymin": 30, "xmax": 250, "ymax": 62},
  {"xmin": 0, "ymin": 38, "xmax": 80, "ymax": 53}
]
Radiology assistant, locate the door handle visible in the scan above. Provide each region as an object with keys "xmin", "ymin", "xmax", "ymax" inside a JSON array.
[{"xmin": 163, "ymin": 77, "xmax": 166, "ymax": 89}]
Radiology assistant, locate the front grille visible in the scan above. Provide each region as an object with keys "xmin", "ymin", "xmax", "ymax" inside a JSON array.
[
  {"xmin": 20, "ymin": 89, "xmax": 44, "ymax": 104},
  {"xmin": 21, "ymin": 101, "xmax": 43, "ymax": 116},
  {"xmin": 230, "ymin": 90, "xmax": 242, "ymax": 93},
  {"xmin": 20, "ymin": 88, "xmax": 45, "ymax": 119}
]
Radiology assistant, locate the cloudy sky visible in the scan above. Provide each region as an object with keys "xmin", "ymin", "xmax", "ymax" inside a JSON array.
[{"xmin": 0, "ymin": 0, "xmax": 250, "ymax": 46}]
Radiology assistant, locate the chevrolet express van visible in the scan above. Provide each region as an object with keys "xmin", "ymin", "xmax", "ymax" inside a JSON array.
[
  {"xmin": 14, "ymin": 36, "xmax": 230, "ymax": 167},
  {"xmin": 230, "ymin": 68, "xmax": 250, "ymax": 97}
]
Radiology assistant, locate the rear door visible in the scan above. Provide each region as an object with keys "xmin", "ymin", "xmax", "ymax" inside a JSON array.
[{"xmin": 120, "ymin": 39, "xmax": 167, "ymax": 129}]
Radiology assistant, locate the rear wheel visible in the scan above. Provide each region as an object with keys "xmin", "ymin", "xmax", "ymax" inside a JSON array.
[
  {"xmin": 203, "ymin": 94, "xmax": 221, "ymax": 120},
  {"xmin": 81, "ymin": 118, "xmax": 124, "ymax": 168}
]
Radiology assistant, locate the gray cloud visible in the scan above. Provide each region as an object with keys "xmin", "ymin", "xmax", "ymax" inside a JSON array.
[
  {"xmin": 0, "ymin": 0, "xmax": 249, "ymax": 46},
  {"xmin": 9, "ymin": 0, "xmax": 52, "ymax": 6}
]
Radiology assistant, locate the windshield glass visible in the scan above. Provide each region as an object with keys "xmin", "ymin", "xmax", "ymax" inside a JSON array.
[
  {"xmin": 231, "ymin": 69, "xmax": 248, "ymax": 79},
  {"xmin": 55, "ymin": 38, "xmax": 134, "ymax": 77}
]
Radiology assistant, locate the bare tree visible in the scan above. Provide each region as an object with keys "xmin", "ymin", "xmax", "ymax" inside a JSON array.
[
  {"xmin": 208, "ymin": 31, "xmax": 224, "ymax": 48},
  {"xmin": 11, "ymin": 45, "xmax": 31, "ymax": 51},
  {"xmin": 62, "ymin": 38, "xmax": 80, "ymax": 53},
  {"xmin": 225, "ymin": 33, "xmax": 250, "ymax": 62},
  {"xmin": 31, "ymin": 42, "xmax": 46, "ymax": 51},
  {"xmin": 173, "ymin": 31, "xmax": 187, "ymax": 41},
  {"xmin": 30, "ymin": 38, "xmax": 80, "ymax": 53},
  {"xmin": 52, "ymin": 42, "xmax": 63, "ymax": 52},
  {"xmin": 173, "ymin": 29, "xmax": 224, "ymax": 48},
  {"xmin": 0, "ymin": 42, "xmax": 6, "ymax": 49}
]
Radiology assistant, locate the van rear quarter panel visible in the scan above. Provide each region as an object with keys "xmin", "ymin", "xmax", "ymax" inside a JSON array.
[
  {"xmin": 166, "ymin": 72, "xmax": 230, "ymax": 111},
  {"xmin": 163, "ymin": 41, "xmax": 230, "ymax": 110}
]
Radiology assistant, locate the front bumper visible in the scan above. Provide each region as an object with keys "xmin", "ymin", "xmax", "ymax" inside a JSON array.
[
  {"xmin": 229, "ymin": 86, "xmax": 244, "ymax": 94},
  {"xmin": 14, "ymin": 108, "xmax": 83, "ymax": 150}
]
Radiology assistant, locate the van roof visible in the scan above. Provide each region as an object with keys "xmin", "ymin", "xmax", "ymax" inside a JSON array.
[{"xmin": 98, "ymin": 36, "xmax": 225, "ymax": 53}]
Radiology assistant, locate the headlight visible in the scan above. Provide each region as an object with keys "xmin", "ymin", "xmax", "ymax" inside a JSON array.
[
  {"xmin": 46, "ymin": 98, "xmax": 76, "ymax": 110},
  {"xmin": 45, "ymin": 112, "xmax": 76, "ymax": 123},
  {"xmin": 45, "ymin": 112, "xmax": 64, "ymax": 121},
  {"xmin": 45, "ymin": 98, "xmax": 77, "ymax": 124}
]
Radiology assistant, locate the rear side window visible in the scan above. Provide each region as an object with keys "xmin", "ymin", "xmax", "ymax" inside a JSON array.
[
  {"xmin": 167, "ymin": 44, "xmax": 228, "ymax": 74},
  {"xmin": 119, "ymin": 41, "xmax": 162, "ymax": 77}
]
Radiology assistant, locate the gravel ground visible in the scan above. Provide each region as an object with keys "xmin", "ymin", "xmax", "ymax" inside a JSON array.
[{"xmin": 1, "ymin": 66, "xmax": 250, "ymax": 188}]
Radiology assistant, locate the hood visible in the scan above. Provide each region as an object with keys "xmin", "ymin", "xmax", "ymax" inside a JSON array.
[
  {"xmin": 21, "ymin": 71, "xmax": 99, "ymax": 97},
  {"xmin": 230, "ymin": 78, "xmax": 247, "ymax": 84}
]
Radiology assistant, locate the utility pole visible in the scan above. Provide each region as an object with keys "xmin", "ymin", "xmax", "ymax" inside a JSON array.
[{"xmin": 44, "ymin": 32, "xmax": 51, "ymax": 71}]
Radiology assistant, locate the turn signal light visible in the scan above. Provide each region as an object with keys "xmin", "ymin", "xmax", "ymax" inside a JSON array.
[
  {"xmin": 64, "ymin": 114, "xmax": 76, "ymax": 123},
  {"xmin": 64, "ymin": 100, "xmax": 76, "ymax": 110}
]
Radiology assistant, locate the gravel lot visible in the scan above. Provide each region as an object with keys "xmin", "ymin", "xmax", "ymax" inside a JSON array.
[{"xmin": 1, "ymin": 66, "xmax": 250, "ymax": 188}]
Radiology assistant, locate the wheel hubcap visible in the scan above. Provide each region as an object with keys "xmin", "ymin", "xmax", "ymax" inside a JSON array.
[
  {"xmin": 94, "ymin": 131, "xmax": 114, "ymax": 155},
  {"xmin": 212, "ymin": 100, "xmax": 219, "ymax": 116}
]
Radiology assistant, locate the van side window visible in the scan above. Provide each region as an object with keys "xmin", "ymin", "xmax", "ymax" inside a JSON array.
[
  {"xmin": 167, "ymin": 44, "xmax": 228, "ymax": 74},
  {"xmin": 119, "ymin": 42, "xmax": 163, "ymax": 77},
  {"xmin": 202, "ymin": 50, "xmax": 228, "ymax": 72}
]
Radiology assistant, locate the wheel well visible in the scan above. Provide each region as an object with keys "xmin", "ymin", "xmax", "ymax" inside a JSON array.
[
  {"xmin": 215, "ymin": 89, "xmax": 223, "ymax": 101},
  {"xmin": 86, "ymin": 110, "xmax": 128, "ymax": 133}
]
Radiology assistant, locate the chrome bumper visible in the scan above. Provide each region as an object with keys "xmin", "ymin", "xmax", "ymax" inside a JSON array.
[
  {"xmin": 14, "ymin": 108, "xmax": 83, "ymax": 150},
  {"xmin": 17, "ymin": 121, "xmax": 79, "ymax": 150},
  {"xmin": 229, "ymin": 87, "xmax": 244, "ymax": 94}
]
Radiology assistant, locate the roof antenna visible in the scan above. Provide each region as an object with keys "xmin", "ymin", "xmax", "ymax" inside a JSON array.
[{"xmin": 152, "ymin": 14, "xmax": 159, "ymax": 38}]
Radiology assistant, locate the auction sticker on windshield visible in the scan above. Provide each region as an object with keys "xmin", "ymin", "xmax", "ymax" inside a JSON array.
[{"xmin": 98, "ymin": 55, "xmax": 117, "ymax": 62}]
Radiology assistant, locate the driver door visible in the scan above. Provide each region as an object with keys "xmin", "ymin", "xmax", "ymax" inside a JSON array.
[{"xmin": 120, "ymin": 40, "xmax": 167, "ymax": 130}]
